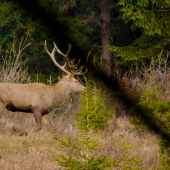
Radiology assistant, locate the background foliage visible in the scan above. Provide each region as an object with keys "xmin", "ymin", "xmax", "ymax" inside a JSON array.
[{"xmin": 109, "ymin": 0, "xmax": 170, "ymax": 64}]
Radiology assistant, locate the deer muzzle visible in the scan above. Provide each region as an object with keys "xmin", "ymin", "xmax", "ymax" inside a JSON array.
[{"xmin": 82, "ymin": 88, "xmax": 87, "ymax": 93}]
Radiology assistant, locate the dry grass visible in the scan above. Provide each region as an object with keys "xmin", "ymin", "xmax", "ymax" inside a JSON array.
[
  {"xmin": 92, "ymin": 116, "xmax": 161, "ymax": 170},
  {"xmin": 0, "ymin": 112, "xmax": 161, "ymax": 170},
  {"xmin": 0, "ymin": 110, "xmax": 68, "ymax": 170}
]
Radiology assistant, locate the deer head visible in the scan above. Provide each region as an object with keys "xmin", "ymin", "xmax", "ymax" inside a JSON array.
[{"xmin": 44, "ymin": 41, "xmax": 87, "ymax": 93}]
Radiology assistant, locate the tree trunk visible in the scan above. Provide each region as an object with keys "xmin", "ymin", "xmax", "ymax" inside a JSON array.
[{"xmin": 101, "ymin": 0, "xmax": 112, "ymax": 63}]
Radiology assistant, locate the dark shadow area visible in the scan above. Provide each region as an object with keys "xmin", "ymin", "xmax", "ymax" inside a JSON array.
[
  {"xmin": 90, "ymin": 65, "xmax": 170, "ymax": 148},
  {"xmin": 9, "ymin": 0, "xmax": 88, "ymax": 64}
]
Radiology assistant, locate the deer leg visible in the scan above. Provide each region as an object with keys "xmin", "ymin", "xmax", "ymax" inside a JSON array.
[
  {"xmin": 42, "ymin": 114, "xmax": 54, "ymax": 133},
  {"xmin": 33, "ymin": 111, "xmax": 42, "ymax": 131},
  {"xmin": 0, "ymin": 103, "xmax": 6, "ymax": 127},
  {"xmin": 0, "ymin": 103, "xmax": 6, "ymax": 119}
]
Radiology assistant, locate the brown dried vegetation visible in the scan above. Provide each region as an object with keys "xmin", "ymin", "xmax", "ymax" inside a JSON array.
[{"xmin": 0, "ymin": 112, "xmax": 161, "ymax": 169}]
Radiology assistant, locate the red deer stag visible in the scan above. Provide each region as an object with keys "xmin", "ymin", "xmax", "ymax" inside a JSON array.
[{"xmin": 0, "ymin": 41, "xmax": 87, "ymax": 133}]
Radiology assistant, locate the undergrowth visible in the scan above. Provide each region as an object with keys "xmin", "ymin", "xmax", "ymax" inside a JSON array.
[
  {"xmin": 117, "ymin": 53, "xmax": 170, "ymax": 169},
  {"xmin": 53, "ymin": 79, "xmax": 143, "ymax": 169}
]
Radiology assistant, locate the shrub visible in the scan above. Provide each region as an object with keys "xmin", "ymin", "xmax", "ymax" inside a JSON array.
[
  {"xmin": 0, "ymin": 35, "xmax": 31, "ymax": 83},
  {"xmin": 75, "ymin": 80, "xmax": 115, "ymax": 130}
]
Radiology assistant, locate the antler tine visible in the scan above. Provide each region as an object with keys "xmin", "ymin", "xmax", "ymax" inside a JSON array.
[
  {"xmin": 72, "ymin": 66, "xmax": 83, "ymax": 73},
  {"xmin": 53, "ymin": 42, "xmax": 81, "ymax": 69},
  {"xmin": 71, "ymin": 68, "xmax": 88, "ymax": 75},
  {"xmin": 53, "ymin": 42, "xmax": 68, "ymax": 58},
  {"xmin": 44, "ymin": 40, "xmax": 70, "ymax": 75},
  {"xmin": 68, "ymin": 59, "xmax": 81, "ymax": 68},
  {"xmin": 66, "ymin": 43, "xmax": 72, "ymax": 56}
]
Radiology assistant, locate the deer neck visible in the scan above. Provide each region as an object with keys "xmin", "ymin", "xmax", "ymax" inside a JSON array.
[{"xmin": 51, "ymin": 78, "xmax": 71, "ymax": 106}]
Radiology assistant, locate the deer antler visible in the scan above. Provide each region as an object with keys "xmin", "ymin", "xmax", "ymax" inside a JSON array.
[
  {"xmin": 44, "ymin": 40, "xmax": 70, "ymax": 75},
  {"xmin": 71, "ymin": 66, "xmax": 88, "ymax": 75},
  {"xmin": 53, "ymin": 42, "xmax": 87, "ymax": 75},
  {"xmin": 53, "ymin": 43, "xmax": 81, "ymax": 70},
  {"xmin": 45, "ymin": 40, "xmax": 87, "ymax": 76}
]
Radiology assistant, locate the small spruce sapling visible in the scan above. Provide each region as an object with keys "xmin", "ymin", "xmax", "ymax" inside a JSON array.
[{"xmin": 76, "ymin": 80, "xmax": 115, "ymax": 130}]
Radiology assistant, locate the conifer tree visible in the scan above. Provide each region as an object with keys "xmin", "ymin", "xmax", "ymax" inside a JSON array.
[
  {"xmin": 75, "ymin": 80, "xmax": 115, "ymax": 130},
  {"xmin": 108, "ymin": 0, "xmax": 170, "ymax": 63}
]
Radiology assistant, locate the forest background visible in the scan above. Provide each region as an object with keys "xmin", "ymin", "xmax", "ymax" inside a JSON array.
[
  {"xmin": 0, "ymin": 0, "xmax": 169, "ymax": 77},
  {"xmin": 0, "ymin": 0, "xmax": 143, "ymax": 76}
]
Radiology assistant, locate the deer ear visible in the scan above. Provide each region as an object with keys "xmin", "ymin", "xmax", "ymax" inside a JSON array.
[
  {"xmin": 69, "ymin": 74, "xmax": 74, "ymax": 79},
  {"xmin": 57, "ymin": 76, "xmax": 61, "ymax": 80}
]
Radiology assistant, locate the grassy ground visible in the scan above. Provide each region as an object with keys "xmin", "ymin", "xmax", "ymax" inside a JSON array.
[{"xmin": 0, "ymin": 110, "xmax": 161, "ymax": 170}]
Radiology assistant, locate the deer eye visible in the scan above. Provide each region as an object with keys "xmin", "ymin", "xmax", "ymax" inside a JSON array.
[{"xmin": 75, "ymin": 81, "xmax": 77, "ymax": 83}]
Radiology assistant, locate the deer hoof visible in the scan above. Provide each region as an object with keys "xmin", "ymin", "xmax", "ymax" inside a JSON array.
[
  {"xmin": 33, "ymin": 128, "xmax": 41, "ymax": 132},
  {"xmin": 19, "ymin": 131, "xmax": 28, "ymax": 136}
]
